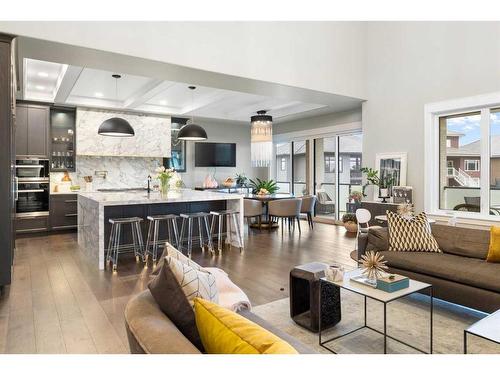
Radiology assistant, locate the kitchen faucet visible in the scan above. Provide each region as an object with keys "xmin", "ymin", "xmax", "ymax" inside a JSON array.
[{"xmin": 147, "ymin": 175, "xmax": 152, "ymax": 194}]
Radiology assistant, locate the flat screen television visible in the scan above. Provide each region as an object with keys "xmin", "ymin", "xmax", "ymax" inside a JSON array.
[{"xmin": 195, "ymin": 142, "xmax": 236, "ymax": 167}]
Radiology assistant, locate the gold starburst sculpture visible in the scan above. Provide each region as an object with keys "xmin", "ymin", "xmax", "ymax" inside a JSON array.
[
  {"xmin": 397, "ymin": 203, "xmax": 414, "ymax": 217},
  {"xmin": 361, "ymin": 251, "xmax": 388, "ymax": 280}
]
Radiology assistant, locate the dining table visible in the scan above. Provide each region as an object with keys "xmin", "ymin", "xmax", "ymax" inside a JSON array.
[{"xmin": 243, "ymin": 193, "xmax": 295, "ymax": 228}]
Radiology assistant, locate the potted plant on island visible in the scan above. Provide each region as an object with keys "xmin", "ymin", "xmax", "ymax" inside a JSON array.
[{"xmin": 342, "ymin": 213, "xmax": 358, "ymax": 233}]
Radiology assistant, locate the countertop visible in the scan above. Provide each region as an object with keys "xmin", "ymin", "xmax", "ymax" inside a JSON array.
[
  {"xmin": 77, "ymin": 188, "xmax": 243, "ymax": 206},
  {"xmin": 50, "ymin": 191, "xmax": 79, "ymax": 195}
]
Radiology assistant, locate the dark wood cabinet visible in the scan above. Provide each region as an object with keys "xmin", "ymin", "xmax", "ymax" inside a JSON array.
[
  {"xmin": 0, "ymin": 34, "xmax": 15, "ymax": 289},
  {"xmin": 50, "ymin": 194, "xmax": 78, "ymax": 230},
  {"xmin": 15, "ymin": 103, "xmax": 50, "ymax": 158},
  {"xmin": 16, "ymin": 216, "xmax": 49, "ymax": 234},
  {"xmin": 15, "ymin": 104, "xmax": 28, "ymax": 155}
]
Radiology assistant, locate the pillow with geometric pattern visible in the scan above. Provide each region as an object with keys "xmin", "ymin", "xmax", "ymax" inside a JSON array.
[
  {"xmin": 165, "ymin": 256, "xmax": 219, "ymax": 304},
  {"xmin": 386, "ymin": 211, "xmax": 441, "ymax": 252}
]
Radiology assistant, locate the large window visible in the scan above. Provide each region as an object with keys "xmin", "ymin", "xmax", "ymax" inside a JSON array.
[
  {"xmin": 293, "ymin": 140, "xmax": 309, "ymax": 197},
  {"xmin": 439, "ymin": 112, "xmax": 481, "ymax": 212},
  {"xmin": 429, "ymin": 98, "xmax": 500, "ymax": 218},
  {"xmin": 275, "ymin": 143, "xmax": 291, "ymax": 193}
]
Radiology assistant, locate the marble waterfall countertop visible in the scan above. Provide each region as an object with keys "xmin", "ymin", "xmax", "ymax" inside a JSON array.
[
  {"xmin": 77, "ymin": 188, "xmax": 243, "ymax": 206},
  {"xmin": 77, "ymin": 188, "xmax": 244, "ymax": 270}
]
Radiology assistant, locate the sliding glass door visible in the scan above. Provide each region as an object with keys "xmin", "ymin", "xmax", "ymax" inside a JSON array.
[
  {"xmin": 314, "ymin": 137, "xmax": 337, "ymax": 218},
  {"xmin": 293, "ymin": 140, "xmax": 309, "ymax": 197},
  {"xmin": 275, "ymin": 143, "xmax": 292, "ymax": 193},
  {"xmin": 314, "ymin": 132, "xmax": 362, "ymax": 221},
  {"xmin": 275, "ymin": 132, "xmax": 362, "ymax": 222},
  {"xmin": 338, "ymin": 134, "xmax": 363, "ymax": 217},
  {"xmin": 275, "ymin": 140, "xmax": 311, "ymax": 196}
]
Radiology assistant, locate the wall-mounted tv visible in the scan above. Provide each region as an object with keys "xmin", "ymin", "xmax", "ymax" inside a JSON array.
[{"xmin": 195, "ymin": 142, "xmax": 236, "ymax": 167}]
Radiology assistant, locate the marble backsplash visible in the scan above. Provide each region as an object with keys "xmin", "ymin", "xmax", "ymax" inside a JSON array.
[
  {"xmin": 50, "ymin": 156, "xmax": 163, "ymax": 191},
  {"xmin": 76, "ymin": 107, "xmax": 171, "ymax": 158}
]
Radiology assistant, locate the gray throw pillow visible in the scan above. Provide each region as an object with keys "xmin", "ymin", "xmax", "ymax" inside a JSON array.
[{"xmin": 148, "ymin": 261, "xmax": 204, "ymax": 351}]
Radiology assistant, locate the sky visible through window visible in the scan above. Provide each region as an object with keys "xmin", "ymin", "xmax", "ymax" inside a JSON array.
[{"xmin": 447, "ymin": 112, "xmax": 500, "ymax": 146}]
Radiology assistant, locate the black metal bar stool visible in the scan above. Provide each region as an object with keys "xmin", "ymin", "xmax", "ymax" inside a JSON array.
[
  {"xmin": 145, "ymin": 214, "xmax": 179, "ymax": 267},
  {"xmin": 106, "ymin": 217, "xmax": 145, "ymax": 272},
  {"xmin": 209, "ymin": 210, "xmax": 243, "ymax": 254},
  {"xmin": 179, "ymin": 212, "xmax": 214, "ymax": 258}
]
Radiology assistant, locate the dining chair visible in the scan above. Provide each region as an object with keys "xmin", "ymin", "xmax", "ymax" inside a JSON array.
[
  {"xmin": 300, "ymin": 195, "xmax": 316, "ymax": 229},
  {"xmin": 244, "ymin": 199, "xmax": 264, "ymax": 230},
  {"xmin": 268, "ymin": 198, "xmax": 302, "ymax": 234},
  {"xmin": 355, "ymin": 208, "xmax": 371, "ymax": 251}
]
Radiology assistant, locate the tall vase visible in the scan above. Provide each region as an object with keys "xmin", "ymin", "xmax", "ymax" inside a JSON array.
[{"xmin": 160, "ymin": 179, "xmax": 170, "ymax": 198}]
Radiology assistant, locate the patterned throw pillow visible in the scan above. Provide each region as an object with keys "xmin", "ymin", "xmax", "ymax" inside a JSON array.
[
  {"xmin": 166, "ymin": 256, "xmax": 219, "ymax": 304},
  {"xmin": 387, "ymin": 211, "xmax": 441, "ymax": 252},
  {"xmin": 165, "ymin": 243, "xmax": 207, "ymax": 272}
]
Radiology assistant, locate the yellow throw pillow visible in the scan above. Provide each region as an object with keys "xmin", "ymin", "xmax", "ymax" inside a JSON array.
[
  {"xmin": 487, "ymin": 226, "xmax": 500, "ymax": 262},
  {"xmin": 193, "ymin": 298, "xmax": 298, "ymax": 354}
]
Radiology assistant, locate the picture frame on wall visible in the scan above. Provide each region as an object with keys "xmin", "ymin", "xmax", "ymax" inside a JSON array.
[
  {"xmin": 392, "ymin": 186, "xmax": 413, "ymax": 204},
  {"xmin": 373, "ymin": 152, "xmax": 408, "ymax": 201}
]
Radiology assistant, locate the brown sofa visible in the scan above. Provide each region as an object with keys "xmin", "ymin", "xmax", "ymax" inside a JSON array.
[
  {"xmin": 124, "ymin": 290, "xmax": 316, "ymax": 354},
  {"xmin": 358, "ymin": 224, "xmax": 500, "ymax": 313}
]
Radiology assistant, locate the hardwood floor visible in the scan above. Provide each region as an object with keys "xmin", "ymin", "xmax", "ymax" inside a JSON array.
[{"xmin": 0, "ymin": 221, "xmax": 356, "ymax": 354}]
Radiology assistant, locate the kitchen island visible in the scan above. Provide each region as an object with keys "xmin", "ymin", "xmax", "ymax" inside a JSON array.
[{"xmin": 77, "ymin": 189, "xmax": 244, "ymax": 269}]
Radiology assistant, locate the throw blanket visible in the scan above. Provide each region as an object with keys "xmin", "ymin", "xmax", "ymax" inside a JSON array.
[{"xmin": 205, "ymin": 267, "xmax": 252, "ymax": 312}]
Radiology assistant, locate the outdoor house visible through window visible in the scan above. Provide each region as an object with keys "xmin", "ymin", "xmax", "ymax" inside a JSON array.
[{"xmin": 439, "ymin": 112, "xmax": 481, "ymax": 212}]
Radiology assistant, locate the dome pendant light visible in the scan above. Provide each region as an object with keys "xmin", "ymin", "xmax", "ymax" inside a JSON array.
[
  {"xmin": 98, "ymin": 74, "xmax": 135, "ymax": 137},
  {"xmin": 178, "ymin": 86, "xmax": 208, "ymax": 141},
  {"xmin": 250, "ymin": 110, "xmax": 273, "ymax": 167}
]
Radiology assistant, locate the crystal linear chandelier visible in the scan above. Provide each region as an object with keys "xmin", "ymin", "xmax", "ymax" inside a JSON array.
[{"xmin": 250, "ymin": 110, "xmax": 273, "ymax": 167}]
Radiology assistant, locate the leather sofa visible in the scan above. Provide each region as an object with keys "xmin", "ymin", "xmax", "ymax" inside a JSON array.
[
  {"xmin": 124, "ymin": 289, "xmax": 315, "ymax": 354},
  {"xmin": 358, "ymin": 224, "xmax": 500, "ymax": 313}
]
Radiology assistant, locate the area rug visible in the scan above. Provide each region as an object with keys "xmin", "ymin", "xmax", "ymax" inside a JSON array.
[{"xmin": 252, "ymin": 293, "xmax": 499, "ymax": 354}]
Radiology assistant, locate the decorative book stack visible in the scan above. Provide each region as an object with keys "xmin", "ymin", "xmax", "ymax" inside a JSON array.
[{"xmin": 376, "ymin": 274, "xmax": 409, "ymax": 293}]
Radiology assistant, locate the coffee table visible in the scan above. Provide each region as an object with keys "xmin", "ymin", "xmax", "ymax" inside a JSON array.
[
  {"xmin": 464, "ymin": 309, "xmax": 500, "ymax": 353},
  {"xmin": 319, "ymin": 268, "xmax": 433, "ymax": 354}
]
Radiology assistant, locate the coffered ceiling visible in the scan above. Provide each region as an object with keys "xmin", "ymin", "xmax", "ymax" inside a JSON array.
[{"xmin": 20, "ymin": 57, "xmax": 362, "ymax": 123}]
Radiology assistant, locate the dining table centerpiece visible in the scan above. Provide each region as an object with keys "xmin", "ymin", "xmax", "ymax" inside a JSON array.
[
  {"xmin": 155, "ymin": 166, "xmax": 175, "ymax": 197},
  {"xmin": 249, "ymin": 178, "xmax": 279, "ymax": 195}
]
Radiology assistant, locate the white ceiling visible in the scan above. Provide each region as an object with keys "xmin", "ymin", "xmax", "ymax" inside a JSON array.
[{"xmin": 21, "ymin": 58, "xmax": 359, "ymax": 123}]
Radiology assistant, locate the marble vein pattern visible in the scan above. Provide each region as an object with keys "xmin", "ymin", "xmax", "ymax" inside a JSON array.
[
  {"xmin": 76, "ymin": 107, "xmax": 171, "ymax": 157},
  {"xmin": 76, "ymin": 156, "xmax": 162, "ymax": 190},
  {"xmin": 78, "ymin": 194, "xmax": 102, "ymax": 268}
]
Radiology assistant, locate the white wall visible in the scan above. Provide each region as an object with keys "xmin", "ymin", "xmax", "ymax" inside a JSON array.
[
  {"xmin": 179, "ymin": 119, "xmax": 267, "ymax": 188},
  {"xmin": 275, "ymin": 109, "xmax": 362, "ymax": 135},
  {"xmin": 362, "ymin": 22, "xmax": 500, "ymax": 211},
  {"xmin": 0, "ymin": 21, "xmax": 366, "ymax": 99}
]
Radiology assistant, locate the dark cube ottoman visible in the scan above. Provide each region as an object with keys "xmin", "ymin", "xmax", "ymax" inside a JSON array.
[{"xmin": 290, "ymin": 262, "xmax": 341, "ymax": 332}]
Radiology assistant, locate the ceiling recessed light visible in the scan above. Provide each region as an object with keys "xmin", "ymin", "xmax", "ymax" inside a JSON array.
[
  {"xmin": 95, "ymin": 92, "xmax": 104, "ymax": 98},
  {"xmin": 159, "ymin": 100, "xmax": 167, "ymax": 106},
  {"xmin": 35, "ymin": 85, "xmax": 45, "ymax": 90},
  {"xmin": 37, "ymin": 72, "xmax": 49, "ymax": 78}
]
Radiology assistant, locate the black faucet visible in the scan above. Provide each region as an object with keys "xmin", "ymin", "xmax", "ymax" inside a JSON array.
[{"xmin": 147, "ymin": 175, "xmax": 152, "ymax": 194}]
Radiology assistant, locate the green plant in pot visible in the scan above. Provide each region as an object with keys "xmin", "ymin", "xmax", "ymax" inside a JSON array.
[
  {"xmin": 235, "ymin": 173, "xmax": 248, "ymax": 187},
  {"xmin": 379, "ymin": 175, "xmax": 395, "ymax": 197},
  {"xmin": 248, "ymin": 178, "xmax": 279, "ymax": 195},
  {"xmin": 342, "ymin": 213, "xmax": 358, "ymax": 233},
  {"xmin": 360, "ymin": 167, "xmax": 380, "ymax": 197}
]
